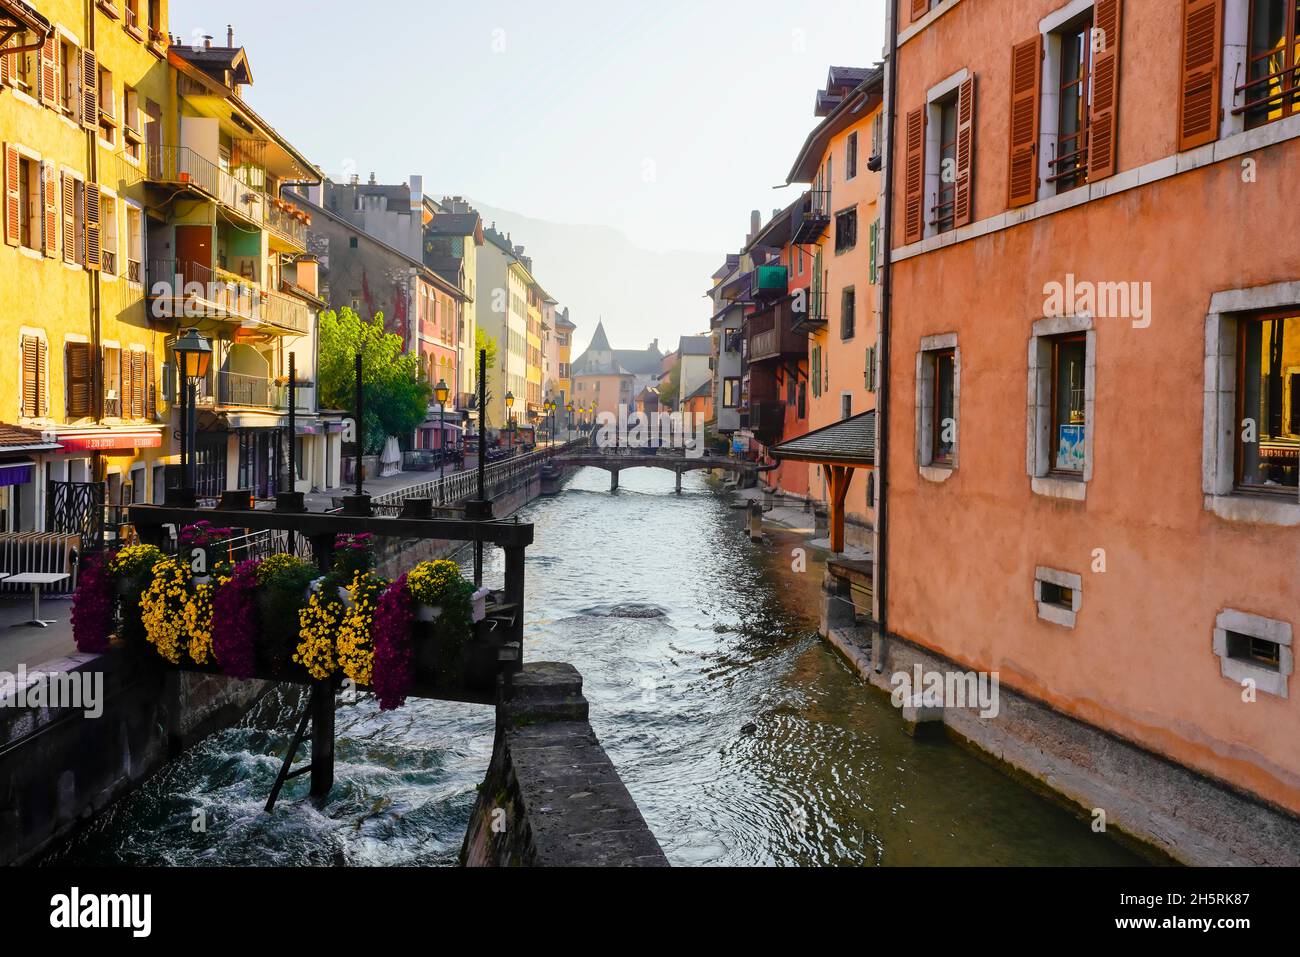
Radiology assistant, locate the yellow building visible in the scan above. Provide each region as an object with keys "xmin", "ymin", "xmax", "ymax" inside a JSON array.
[
  {"xmin": 525, "ymin": 280, "xmax": 543, "ymax": 421},
  {"xmin": 0, "ymin": 0, "xmax": 173, "ymax": 530}
]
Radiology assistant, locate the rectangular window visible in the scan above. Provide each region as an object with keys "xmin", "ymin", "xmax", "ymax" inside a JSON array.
[
  {"xmin": 58, "ymin": 38, "xmax": 74, "ymax": 115},
  {"xmin": 723, "ymin": 378, "xmax": 741, "ymax": 409},
  {"xmin": 104, "ymin": 345, "xmax": 122, "ymax": 417},
  {"xmin": 1035, "ymin": 567, "xmax": 1083, "ymax": 628},
  {"xmin": 841, "ymin": 287, "xmax": 856, "ymax": 340},
  {"xmin": 17, "ymin": 154, "xmax": 37, "ymax": 250},
  {"xmin": 1226, "ymin": 630, "xmax": 1282, "ymax": 671},
  {"xmin": 1236, "ymin": 312, "xmax": 1300, "ymax": 493},
  {"xmin": 846, "ymin": 131, "xmax": 859, "ymax": 179},
  {"xmin": 1214, "ymin": 608, "xmax": 1293, "ymax": 698},
  {"xmin": 834, "ymin": 207, "xmax": 857, "ymax": 253},
  {"xmin": 932, "ymin": 349, "xmax": 956, "ymax": 466},
  {"xmin": 933, "ymin": 94, "xmax": 959, "ymax": 232},
  {"xmin": 101, "ymin": 193, "xmax": 118, "ymax": 274},
  {"xmin": 122, "ymin": 85, "xmax": 141, "ymax": 161},
  {"xmin": 1051, "ymin": 334, "xmax": 1087, "ymax": 474},
  {"xmin": 20, "ymin": 334, "xmax": 46, "ymax": 418},
  {"xmin": 841, "ymin": 394, "xmax": 853, "ymax": 420},
  {"xmin": 1244, "ymin": 0, "xmax": 1300, "ymax": 129},
  {"xmin": 1050, "ymin": 16, "xmax": 1094, "ymax": 192}
]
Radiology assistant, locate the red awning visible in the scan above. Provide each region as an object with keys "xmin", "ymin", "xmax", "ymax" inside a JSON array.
[{"xmin": 55, "ymin": 430, "xmax": 163, "ymax": 453}]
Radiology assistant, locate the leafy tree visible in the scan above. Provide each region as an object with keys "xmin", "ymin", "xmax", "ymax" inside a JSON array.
[
  {"xmin": 657, "ymin": 360, "xmax": 681, "ymax": 410},
  {"xmin": 319, "ymin": 307, "xmax": 430, "ymax": 454}
]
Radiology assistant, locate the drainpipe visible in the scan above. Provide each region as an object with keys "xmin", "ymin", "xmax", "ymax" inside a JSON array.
[
  {"xmin": 875, "ymin": 0, "xmax": 900, "ymax": 669},
  {"xmin": 87, "ymin": 1, "xmax": 103, "ymax": 487}
]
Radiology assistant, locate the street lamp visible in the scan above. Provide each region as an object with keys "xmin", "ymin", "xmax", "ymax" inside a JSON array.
[
  {"xmin": 505, "ymin": 390, "xmax": 515, "ymax": 454},
  {"xmin": 566, "ymin": 401, "xmax": 574, "ymax": 442},
  {"xmin": 434, "ymin": 378, "xmax": 450, "ymax": 488},
  {"xmin": 171, "ymin": 328, "xmax": 212, "ymax": 505}
]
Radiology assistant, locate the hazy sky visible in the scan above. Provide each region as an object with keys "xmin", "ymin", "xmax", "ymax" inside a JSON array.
[{"xmin": 171, "ymin": 0, "xmax": 885, "ymax": 345}]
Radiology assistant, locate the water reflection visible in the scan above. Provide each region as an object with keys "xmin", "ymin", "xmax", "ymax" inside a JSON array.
[{"xmin": 48, "ymin": 466, "xmax": 1141, "ymax": 866}]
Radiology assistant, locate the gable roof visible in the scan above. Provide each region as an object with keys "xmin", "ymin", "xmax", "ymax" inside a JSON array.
[
  {"xmin": 788, "ymin": 65, "xmax": 885, "ymax": 184},
  {"xmin": 771, "ymin": 411, "xmax": 876, "ymax": 467}
]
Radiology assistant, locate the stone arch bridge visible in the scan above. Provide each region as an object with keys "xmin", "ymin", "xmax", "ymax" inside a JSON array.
[{"xmin": 554, "ymin": 448, "xmax": 766, "ymax": 492}]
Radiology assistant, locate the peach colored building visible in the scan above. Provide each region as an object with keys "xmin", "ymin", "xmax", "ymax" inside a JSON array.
[
  {"xmin": 881, "ymin": 0, "xmax": 1300, "ymax": 855},
  {"xmin": 788, "ymin": 67, "xmax": 885, "ymax": 542}
]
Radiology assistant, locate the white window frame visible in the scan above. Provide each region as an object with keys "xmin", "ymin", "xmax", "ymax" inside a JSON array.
[
  {"xmin": 1038, "ymin": 0, "xmax": 1098, "ymax": 201},
  {"xmin": 100, "ymin": 187, "xmax": 118, "ymax": 277},
  {"xmin": 923, "ymin": 68, "xmax": 968, "ymax": 240},
  {"xmin": 916, "ymin": 332, "xmax": 959, "ymax": 482},
  {"xmin": 1035, "ymin": 566, "xmax": 1082, "ymax": 629},
  {"xmin": 14, "ymin": 146, "xmax": 42, "ymax": 255},
  {"xmin": 1203, "ymin": 282, "xmax": 1300, "ymax": 525},
  {"xmin": 1213, "ymin": 608, "xmax": 1293, "ymax": 699},
  {"xmin": 1027, "ymin": 314, "xmax": 1095, "ymax": 500},
  {"xmin": 123, "ymin": 199, "xmax": 144, "ymax": 284}
]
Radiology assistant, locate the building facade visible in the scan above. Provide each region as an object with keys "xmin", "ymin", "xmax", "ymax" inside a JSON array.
[{"xmin": 886, "ymin": 0, "xmax": 1299, "ymax": 822}]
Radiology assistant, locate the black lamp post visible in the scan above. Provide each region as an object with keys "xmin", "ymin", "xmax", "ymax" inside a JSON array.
[
  {"xmin": 566, "ymin": 401, "xmax": 574, "ymax": 443},
  {"xmin": 170, "ymin": 328, "xmax": 212, "ymax": 507},
  {"xmin": 434, "ymin": 377, "xmax": 450, "ymax": 488},
  {"xmin": 276, "ymin": 352, "xmax": 306, "ymax": 513},
  {"xmin": 504, "ymin": 390, "xmax": 515, "ymax": 454},
  {"xmin": 343, "ymin": 350, "xmax": 372, "ymax": 516}
]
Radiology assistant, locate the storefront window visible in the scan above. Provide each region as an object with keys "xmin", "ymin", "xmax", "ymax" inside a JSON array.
[
  {"xmin": 1237, "ymin": 313, "xmax": 1300, "ymax": 492},
  {"xmin": 1052, "ymin": 334, "xmax": 1087, "ymax": 474}
]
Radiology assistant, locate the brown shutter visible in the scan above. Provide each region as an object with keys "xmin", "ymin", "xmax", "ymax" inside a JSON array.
[
  {"xmin": 1007, "ymin": 35, "xmax": 1042, "ymax": 208},
  {"xmin": 1, "ymin": 36, "xmax": 12, "ymax": 87},
  {"xmin": 4, "ymin": 145, "xmax": 18, "ymax": 247},
  {"xmin": 119, "ymin": 347, "xmax": 128, "ymax": 416},
  {"xmin": 954, "ymin": 76, "xmax": 976, "ymax": 228},
  {"xmin": 910, "ymin": 0, "xmax": 930, "ymax": 23},
  {"xmin": 39, "ymin": 337, "xmax": 48, "ymax": 415},
  {"xmin": 37, "ymin": 34, "xmax": 55, "ymax": 107},
  {"xmin": 66, "ymin": 341, "xmax": 92, "ymax": 417},
  {"xmin": 81, "ymin": 49, "xmax": 97, "ymax": 130},
  {"xmin": 40, "ymin": 161, "xmax": 56, "ymax": 257},
  {"xmin": 1178, "ymin": 0, "xmax": 1222, "ymax": 151},
  {"xmin": 84, "ymin": 181, "xmax": 101, "ymax": 269},
  {"xmin": 61, "ymin": 173, "xmax": 75, "ymax": 262},
  {"xmin": 903, "ymin": 106, "xmax": 925, "ymax": 244},
  {"xmin": 130, "ymin": 350, "xmax": 145, "ymax": 419},
  {"xmin": 21, "ymin": 336, "xmax": 38, "ymax": 417},
  {"xmin": 1088, "ymin": 0, "xmax": 1123, "ymax": 182},
  {"xmin": 145, "ymin": 352, "xmax": 156, "ymax": 420}
]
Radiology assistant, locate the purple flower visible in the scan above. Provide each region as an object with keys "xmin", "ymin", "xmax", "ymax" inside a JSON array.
[
  {"xmin": 71, "ymin": 552, "xmax": 114, "ymax": 654},
  {"xmin": 373, "ymin": 574, "xmax": 415, "ymax": 711},
  {"xmin": 212, "ymin": 560, "xmax": 261, "ymax": 679}
]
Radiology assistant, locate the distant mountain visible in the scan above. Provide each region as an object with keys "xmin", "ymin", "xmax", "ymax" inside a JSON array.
[{"xmin": 463, "ymin": 199, "xmax": 717, "ymax": 355}]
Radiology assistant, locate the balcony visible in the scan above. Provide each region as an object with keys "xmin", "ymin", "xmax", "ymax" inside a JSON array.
[
  {"xmin": 791, "ymin": 189, "xmax": 831, "ymax": 244},
  {"xmin": 747, "ymin": 400, "xmax": 787, "ymax": 444},
  {"xmin": 790, "ymin": 288, "xmax": 827, "ymax": 334},
  {"xmin": 147, "ymin": 260, "xmax": 310, "ymax": 335},
  {"xmin": 196, "ymin": 371, "xmax": 316, "ymax": 413},
  {"xmin": 751, "ymin": 264, "xmax": 789, "ymax": 302},
  {"xmin": 144, "ymin": 146, "xmax": 307, "ymax": 250},
  {"xmin": 746, "ymin": 300, "xmax": 807, "ymax": 363}
]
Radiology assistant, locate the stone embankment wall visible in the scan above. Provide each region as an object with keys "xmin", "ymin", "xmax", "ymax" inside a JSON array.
[
  {"xmin": 0, "ymin": 651, "xmax": 268, "ymax": 865},
  {"xmin": 461, "ymin": 662, "xmax": 668, "ymax": 867}
]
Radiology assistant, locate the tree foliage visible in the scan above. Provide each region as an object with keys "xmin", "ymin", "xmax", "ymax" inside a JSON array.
[{"xmin": 319, "ymin": 307, "xmax": 430, "ymax": 454}]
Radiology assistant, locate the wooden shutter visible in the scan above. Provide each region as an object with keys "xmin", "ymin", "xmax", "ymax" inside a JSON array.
[
  {"xmin": 1, "ymin": 36, "xmax": 12, "ymax": 87},
  {"xmin": 66, "ymin": 341, "xmax": 92, "ymax": 417},
  {"xmin": 1088, "ymin": 0, "xmax": 1123, "ymax": 182},
  {"xmin": 145, "ymin": 353, "xmax": 156, "ymax": 420},
  {"xmin": 61, "ymin": 173, "xmax": 75, "ymax": 262},
  {"xmin": 903, "ymin": 105, "xmax": 925, "ymax": 244},
  {"xmin": 4, "ymin": 144, "xmax": 18, "ymax": 247},
  {"xmin": 130, "ymin": 350, "xmax": 145, "ymax": 419},
  {"xmin": 954, "ymin": 75, "xmax": 976, "ymax": 227},
  {"xmin": 37, "ymin": 34, "xmax": 55, "ymax": 107},
  {"xmin": 81, "ymin": 50, "xmax": 98, "ymax": 130},
  {"xmin": 84, "ymin": 181, "xmax": 101, "ymax": 269},
  {"xmin": 21, "ymin": 336, "xmax": 38, "ymax": 417},
  {"xmin": 1178, "ymin": 0, "xmax": 1222, "ymax": 151},
  {"xmin": 1007, "ymin": 35, "xmax": 1042, "ymax": 208},
  {"xmin": 40, "ymin": 161, "xmax": 56, "ymax": 257},
  {"xmin": 910, "ymin": 0, "xmax": 931, "ymax": 23}
]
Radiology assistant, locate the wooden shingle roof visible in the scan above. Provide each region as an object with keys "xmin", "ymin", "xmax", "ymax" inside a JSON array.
[{"xmin": 770, "ymin": 411, "xmax": 875, "ymax": 467}]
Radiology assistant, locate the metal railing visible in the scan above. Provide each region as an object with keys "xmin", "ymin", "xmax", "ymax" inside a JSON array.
[
  {"xmin": 145, "ymin": 145, "xmax": 307, "ymax": 249},
  {"xmin": 369, "ymin": 441, "xmax": 583, "ymax": 509},
  {"xmin": 204, "ymin": 371, "xmax": 315, "ymax": 412},
  {"xmin": 147, "ymin": 259, "xmax": 310, "ymax": 334}
]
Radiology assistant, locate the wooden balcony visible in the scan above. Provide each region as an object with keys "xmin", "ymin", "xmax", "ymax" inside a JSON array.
[{"xmin": 746, "ymin": 300, "xmax": 807, "ymax": 363}]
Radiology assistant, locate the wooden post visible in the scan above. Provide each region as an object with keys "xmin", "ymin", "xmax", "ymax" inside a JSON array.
[
  {"xmin": 828, "ymin": 465, "xmax": 854, "ymax": 554},
  {"xmin": 309, "ymin": 678, "xmax": 334, "ymax": 804},
  {"xmin": 610, "ymin": 468, "xmax": 619, "ymax": 492},
  {"xmin": 503, "ymin": 543, "xmax": 526, "ymax": 672}
]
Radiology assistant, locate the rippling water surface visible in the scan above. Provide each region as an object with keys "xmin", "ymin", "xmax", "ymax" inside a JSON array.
[{"xmin": 49, "ymin": 467, "xmax": 1142, "ymax": 866}]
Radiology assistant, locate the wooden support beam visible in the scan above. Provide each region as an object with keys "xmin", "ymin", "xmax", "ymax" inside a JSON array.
[{"xmin": 828, "ymin": 465, "xmax": 854, "ymax": 554}]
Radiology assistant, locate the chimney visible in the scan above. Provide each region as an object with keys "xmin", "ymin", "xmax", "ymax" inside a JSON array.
[
  {"xmin": 368, "ymin": 171, "xmax": 377, "ymax": 185},
  {"xmin": 409, "ymin": 174, "xmax": 423, "ymax": 212},
  {"xmin": 203, "ymin": 35, "xmax": 213, "ymax": 49},
  {"xmin": 227, "ymin": 25, "xmax": 234, "ymax": 46},
  {"xmin": 750, "ymin": 209, "xmax": 761, "ymax": 238}
]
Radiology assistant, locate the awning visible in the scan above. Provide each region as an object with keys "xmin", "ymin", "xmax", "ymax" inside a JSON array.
[
  {"xmin": 0, "ymin": 459, "xmax": 35, "ymax": 486},
  {"xmin": 55, "ymin": 429, "xmax": 163, "ymax": 453},
  {"xmin": 770, "ymin": 411, "xmax": 875, "ymax": 467},
  {"xmin": 771, "ymin": 411, "xmax": 875, "ymax": 554}
]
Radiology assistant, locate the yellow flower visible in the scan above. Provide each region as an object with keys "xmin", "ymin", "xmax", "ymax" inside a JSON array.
[{"xmin": 295, "ymin": 592, "xmax": 340, "ymax": 680}]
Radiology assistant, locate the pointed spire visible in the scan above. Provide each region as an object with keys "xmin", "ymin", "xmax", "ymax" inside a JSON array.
[{"xmin": 587, "ymin": 320, "xmax": 612, "ymax": 353}]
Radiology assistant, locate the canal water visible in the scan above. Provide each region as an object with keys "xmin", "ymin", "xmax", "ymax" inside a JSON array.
[{"xmin": 49, "ymin": 467, "xmax": 1142, "ymax": 866}]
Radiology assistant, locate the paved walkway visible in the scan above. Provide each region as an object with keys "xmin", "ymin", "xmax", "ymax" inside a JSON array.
[
  {"xmin": 734, "ymin": 486, "xmax": 872, "ymax": 562},
  {"xmin": 0, "ymin": 595, "xmax": 74, "ymax": 675}
]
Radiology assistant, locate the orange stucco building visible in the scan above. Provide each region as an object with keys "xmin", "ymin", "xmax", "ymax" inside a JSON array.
[{"xmin": 884, "ymin": 0, "xmax": 1300, "ymax": 831}]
